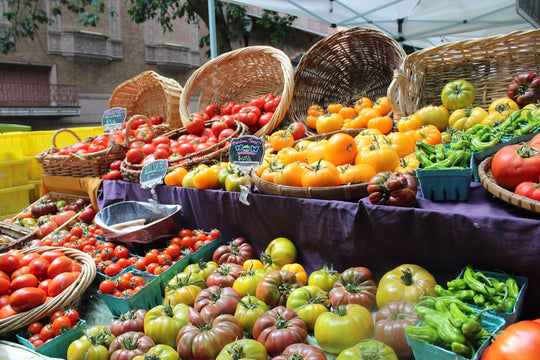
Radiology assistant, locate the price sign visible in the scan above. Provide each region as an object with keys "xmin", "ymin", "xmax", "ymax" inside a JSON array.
[
  {"xmin": 140, "ymin": 159, "xmax": 168, "ymax": 189},
  {"xmin": 102, "ymin": 107, "xmax": 127, "ymax": 130},
  {"xmin": 229, "ymin": 136, "xmax": 265, "ymax": 167}
]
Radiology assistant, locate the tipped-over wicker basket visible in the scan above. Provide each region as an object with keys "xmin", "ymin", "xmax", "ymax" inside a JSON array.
[
  {"xmin": 288, "ymin": 27, "xmax": 406, "ymax": 135},
  {"xmin": 0, "ymin": 246, "xmax": 96, "ymax": 335},
  {"xmin": 0, "ymin": 222, "xmax": 35, "ymax": 253},
  {"xmin": 478, "ymin": 156, "xmax": 540, "ymax": 214},
  {"xmin": 388, "ymin": 29, "xmax": 540, "ymax": 119},
  {"xmin": 108, "ymin": 70, "xmax": 183, "ymax": 130},
  {"xmin": 35, "ymin": 129, "xmax": 127, "ymax": 178},
  {"xmin": 179, "ymin": 46, "xmax": 294, "ymax": 137}
]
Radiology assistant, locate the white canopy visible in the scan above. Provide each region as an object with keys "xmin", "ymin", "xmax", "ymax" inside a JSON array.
[{"xmin": 223, "ymin": 0, "xmax": 535, "ymax": 48}]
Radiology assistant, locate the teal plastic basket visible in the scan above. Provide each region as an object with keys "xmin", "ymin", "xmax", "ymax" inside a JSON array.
[
  {"xmin": 98, "ymin": 270, "xmax": 163, "ymax": 317},
  {"xmin": 16, "ymin": 320, "xmax": 86, "ymax": 359},
  {"xmin": 455, "ymin": 268, "xmax": 528, "ymax": 327},
  {"xmin": 159, "ymin": 253, "xmax": 191, "ymax": 286},
  {"xmin": 417, "ymin": 168, "xmax": 472, "ymax": 201},
  {"xmin": 188, "ymin": 236, "xmax": 224, "ymax": 263},
  {"xmin": 407, "ymin": 311, "xmax": 505, "ymax": 360}
]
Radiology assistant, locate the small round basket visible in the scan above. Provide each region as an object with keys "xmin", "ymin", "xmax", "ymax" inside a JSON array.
[
  {"xmin": 0, "ymin": 246, "xmax": 96, "ymax": 336},
  {"xmin": 35, "ymin": 129, "xmax": 127, "ymax": 178},
  {"xmin": 179, "ymin": 46, "xmax": 294, "ymax": 137},
  {"xmin": 478, "ymin": 156, "xmax": 540, "ymax": 214},
  {"xmin": 288, "ymin": 27, "xmax": 406, "ymax": 135},
  {"xmin": 108, "ymin": 70, "xmax": 183, "ymax": 130}
]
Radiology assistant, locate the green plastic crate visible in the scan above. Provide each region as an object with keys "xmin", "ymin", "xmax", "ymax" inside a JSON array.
[
  {"xmin": 407, "ymin": 311, "xmax": 505, "ymax": 360},
  {"xmin": 188, "ymin": 236, "xmax": 224, "ymax": 263},
  {"xmin": 159, "ymin": 253, "xmax": 191, "ymax": 286},
  {"xmin": 417, "ymin": 168, "xmax": 472, "ymax": 201},
  {"xmin": 98, "ymin": 270, "xmax": 163, "ymax": 317}
]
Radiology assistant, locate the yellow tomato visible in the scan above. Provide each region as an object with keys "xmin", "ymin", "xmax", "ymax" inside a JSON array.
[
  {"xmin": 281, "ymin": 263, "xmax": 308, "ymax": 285},
  {"xmin": 316, "ymin": 113, "xmax": 344, "ymax": 134}
]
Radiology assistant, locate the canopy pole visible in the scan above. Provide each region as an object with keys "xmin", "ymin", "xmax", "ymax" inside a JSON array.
[
  {"xmin": 208, "ymin": 0, "xmax": 217, "ymax": 59},
  {"xmin": 397, "ymin": 18, "xmax": 404, "ymax": 46}
]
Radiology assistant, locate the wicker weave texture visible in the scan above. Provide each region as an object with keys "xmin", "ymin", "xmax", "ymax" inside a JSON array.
[
  {"xmin": 108, "ymin": 71, "xmax": 183, "ymax": 130},
  {"xmin": 0, "ymin": 222, "xmax": 34, "ymax": 253},
  {"xmin": 388, "ymin": 29, "xmax": 540, "ymax": 118},
  {"xmin": 180, "ymin": 46, "xmax": 294, "ymax": 137},
  {"xmin": 288, "ymin": 27, "xmax": 406, "ymax": 134}
]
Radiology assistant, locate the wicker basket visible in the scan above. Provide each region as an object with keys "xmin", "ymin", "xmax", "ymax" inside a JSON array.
[
  {"xmin": 179, "ymin": 46, "xmax": 294, "ymax": 137},
  {"xmin": 35, "ymin": 129, "xmax": 127, "ymax": 178},
  {"xmin": 108, "ymin": 70, "xmax": 183, "ymax": 130},
  {"xmin": 288, "ymin": 27, "xmax": 406, "ymax": 135},
  {"xmin": 478, "ymin": 156, "xmax": 540, "ymax": 214},
  {"xmin": 388, "ymin": 29, "xmax": 540, "ymax": 119},
  {"xmin": 120, "ymin": 120, "xmax": 249, "ymax": 183},
  {"xmin": 0, "ymin": 246, "xmax": 96, "ymax": 335},
  {"xmin": 0, "ymin": 222, "xmax": 35, "ymax": 253}
]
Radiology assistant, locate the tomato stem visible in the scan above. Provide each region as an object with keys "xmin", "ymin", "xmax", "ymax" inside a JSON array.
[{"xmin": 400, "ymin": 268, "xmax": 414, "ymax": 286}]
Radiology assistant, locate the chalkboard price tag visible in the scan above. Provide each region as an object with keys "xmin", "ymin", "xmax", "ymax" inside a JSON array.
[
  {"xmin": 140, "ymin": 159, "xmax": 168, "ymax": 188},
  {"xmin": 229, "ymin": 136, "xmax": 265, "ymax": 166},
  {"xmin": 102, "ymin": 107, "xmax": 127, "ymax": 130}
]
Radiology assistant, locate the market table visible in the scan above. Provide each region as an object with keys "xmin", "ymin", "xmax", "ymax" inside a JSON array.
[{"xmin": 97, "ymin": 180, "xmax": 540, "ymax": 320}]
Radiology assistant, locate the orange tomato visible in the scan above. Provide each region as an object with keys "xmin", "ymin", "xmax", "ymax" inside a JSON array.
[
  {"xmin": 277, "ymin": 147, "xmax": 308, "ymax": 164},
  {"xmin": 260, "ymin": 163, "xmax": 283, "ymax": 183},
  {"xmin": 355, "ymin": 143, "xmax": 400, "ymax": 173},
  {"xmin": 367, "ymin": 116, "xmax": 394, "ymax": 135},
  {"xmin": 316, "ymin": 113, "xmax": 344, "ymax": 134},
  {"xmin": 164, "ymin": 167, "xmax": 188, "ymax": 187},
  {"xmin": 352, "ymin": 107, "xmax": 381, "ymax": 129},
  {"xmin": 395, "ymin": 154, "xmax": 420, "ymax": 173},
  {"xmin": 193, "ymin": 165, "xmax": 220, "ymax": 189},
  {"xmin": 270, "ymin": 130, "xmax": 295, "ymax": 152},
  {"xmin": 372, "ymin": 96, "xmax": 391, "ymax": 116},
  {"xmin": 358, "ymin": 128, "xmax": 382, "ymax": 136},
  {"xmin": 323, "ymin": 132, "xmax": 358, "ymax": 166},
  {"xmin": 327, "ymin": 103, "xmax": 343, "ymax": 114},
  {"xmin": 306, "ymin": 115, "xmax": 319, "ymax": 129},
  {"xmin": 397, "ymin": 114, "xmax": 422, "ymax": 132},
  {"xmin": 281, "ymin": 263, "xmax": 307, "ymax": 285},
  {"xmin": 339, "ymin": 106, "xmax": 356, "ymax": 120},
  {"xmin": 338, "ymin": 163, "xmax": 377, "ymax": 184},
  {"xmin": 416, "ymin": 125, "xmax": 443, "ymax": 145},
  {"xmin": 308, "ymin": 105, "xmax": 325, "ymax": 117},
  {"xmin": 301, "ymin": 160, "xmax": 340, "ymax": 187},
  {"xmin": 274, "ymin": 162, "xmax": 304, "ymax": 187},
  {"xmin": 257, "ymin": 154, "xmax": 278, "ymax": 176},
  {"xmin": 306, "ymin": 140, "xmax": 329, "ymax": 164},
  {"xmin": 387, "ymin": 131, "xmax": 416, "ymax": 158},
  {"xmin": 354, "ymin": 97, "xmax": 373, "ymax": 113},
  {"xmin": 295, "ymin": 140, "xmax": 313, "ymax": 151}
]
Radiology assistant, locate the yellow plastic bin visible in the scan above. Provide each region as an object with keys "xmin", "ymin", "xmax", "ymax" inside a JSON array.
[
  {"xmin": 0, "ymin": 158, "xmax": 31, "ymax": 188},
  {"xmin": 0, "ymin": 183, "xmax": 34, "ymax": 217},
  {"xmin": 0, "ymin": 131, "xmax": 26, "ymax": 161}
]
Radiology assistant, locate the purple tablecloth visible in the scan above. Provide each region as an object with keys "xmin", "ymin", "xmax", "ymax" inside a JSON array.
[{"xmin": 97, "ymin": 180, "xmax": 540, "ymax": 319}]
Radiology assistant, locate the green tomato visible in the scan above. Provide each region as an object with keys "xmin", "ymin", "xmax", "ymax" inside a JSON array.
[
  {"xmin": 182, "ymin": 169, "xmax": 198, "ymax": 188},
  {"xmin": 314, "ymin": 304, "xmax": 374, "ymax": 355},
  {"xmin": 233, "ymin": 269, "xmax": 266, "ymax": 297},
  {"xmin": 218, "ymin": 166, "xmax": 235, "ymax": 188},
  {"xmin": 216, "ymin": 339, "xmax": 268, "ymax": 360},
  {"xmin": 184, "ymin": 261, "xmax": 219, "ymax": 281},
  {"xmin": 263, "ymin": 237, "xmax": 297, "ymax": 268},
  {"xmin": 144, "ymin": 303, "xmax": 190, "ymax": 348},
  {"xmin": 234, "ymin": 294, "xmax": 268, "ymax": 337},
  {"xmin": 441, "ymin": 79, "xmax": 476, "ymax": 111},
  {"xmin": 133, "ymin": 344, "xmax": 179, "ymax": 360},
  {"xmin": 286, "ymin": 285, "xmax": 330, "ymax": 331},
  {"xmin": 225, "ymin": 172, "xmax": 249, "ymax": 192},
  {"xmin": 336, "ymin": 339, "xmax": 398, "ymax": 360},
  {"xmin": 67, "ymin": 338, "xmax": 109, "ymax": 360},
  {"xmin": 308, "ymin": 264, "xmax": 339, "ymax": 292},
  {"xmin": 79, "ymin": 326, "xmax": 115, "ymax": 347}
]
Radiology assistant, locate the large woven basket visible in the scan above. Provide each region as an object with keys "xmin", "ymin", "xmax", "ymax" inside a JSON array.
[
  {"xmin": 179, "ymin": 46, "xmax": 294, "ymax": 137},
  {"xmin": 388, "ymin": 29, "xmax": 540, "ymax": 119},
  {"xmin": 288, "ymin": 27, "xmax": 406, "ymax": 135},
  {"xmin": 35, "ymin": 129, "xmax": 127, "ymax": 178},
  {"xmin": 0, "ymin": 222, "xmax": 34, "ymax": 253},
  {"xmin": 108, "ymin": 70, "xmax": 183, "ymax": 130},
  {"xmin": 478, "ymin": 156, "xmax": 540, "ymax": 214},
  {"xmin": 0, "ymin": 246, "xmax": 96, "ymax": 335}
]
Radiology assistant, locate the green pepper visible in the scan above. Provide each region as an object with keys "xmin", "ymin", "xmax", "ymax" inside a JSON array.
[
  {"xmin": 464, "ymin": 123, "xmax": 485, "ymax": 135},
  {"xmin": 451, "ymin": 342, "xmax": 474, "ymax": 358},
  {"xmin": 470, "ymin": 136, "xmax": 500, "ymax": 151},
  {"xmin": 454, "ymin": 289, "xmax": 476, "ymax": 301},
  {"xmin": 473, "ymin": 293, "xmax": 485, "ymax": 306},
  {"xmin": 434, "ymin": 143, "xmax": 446, "ymax": 161},
  {"xmin": 434, "ymin": 284, "xmax": 453, "ymax": 297},
  {"xmin": 463, "ymin": 266, "xmax": 491, "ymax": 296},
  {"xmin": 506, "ymin": 278, "xmax": 519, "ymax": 298},
  {"xmin": 447, "ymin": 279, "xmax": 467, "ymax": 291}
]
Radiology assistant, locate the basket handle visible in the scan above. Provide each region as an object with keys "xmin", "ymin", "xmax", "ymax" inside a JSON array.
[
  {"xmin": 51, "ymin": 129, "xmax": 82, "ymax": 150},
  {"xmin": 387, "ymin": 69, "xmax": 407, "ymax": 120},
  {"xmin": 124, "ymin": 115, "xmax": 155, "ymax": 146}
]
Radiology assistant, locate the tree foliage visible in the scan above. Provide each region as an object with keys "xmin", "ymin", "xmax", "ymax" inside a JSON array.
[{"xmin": 0, "ymin": 0, "xmax": 296, "ymax": 56}]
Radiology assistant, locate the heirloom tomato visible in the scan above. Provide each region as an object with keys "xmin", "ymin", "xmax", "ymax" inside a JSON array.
[
  {"xmin": 176, "ymin": 314, "xmax": 243, "ymax": 360},
  {"xmin": 183, "ymin": 261, "xmax": 218, "ymax": 281},
  {"xmin": 281, "ymin": 263, "xmax": 307, "ymax": 285},
  {"xmin": 414, "ymin": 105, "xmax": 450, "ymax": 132},
  {"xmin": 307, "ymin": 264, "xmax": 340, "ymax": 292},
  {"xmin": 328, "ymin": 267, "xmax": 377, "ymax": 311},
  {"xmin": 262, "ymin": 237, "xmax": 297, "ymax": 269},
  {"xmin": 216, "ymin": 339, "xmax": 268, "ymax": 360},
  {"xmin": 233, "ymin": 268, "xmax": 266, "ymax": 297},
  {"xmin": 374, "ymin": 301, "xmax": 419, "ymax": 359},
  {"xmin": 274, "ymin": 343, "xmax": 327, "ymax": 360},
  {"xmin": 132, "ymin": 344, "xmax": 179, "ymax": 360},
  {"xmin": 67, "ymin": 337, "xmax": 109, "ymax": 360},
  {"xmin": 441, "ymin": 79, "xmax": 476, "ymax": 111},
  {"xmin": 482, "ymin": 319, "xmax": 540, "ymax": 360},
  {"xmin": 252, "ymin": 306, "xmax": 308, "ymax": 357},
  {"xmin": 144, "ymin": 303, "xmax": 190, "ymax": 348},
  {"xmin": 491, "ymin": 143, "xmax": 540, "ymax": 190},
  {"xmin": 213, "ymin": 237, "xmax": 255, "ymax": 265},
  {"xmin": 336, "ymin": 339, "xmax": 398, "ymax": 360},
  {"xmin": 314, "ymin": 304, "xmax": 374, "ymax": 355},
  {"xmin": 255, "ymin": 270, "xmax": 302, "ymax": 308},
  {"xmin": 285, "ymin": 285, "xmax": 329, "ymax": 330},
  {"xmin": 376, "ymin": 264, "xmax": 437, "ymax": 309},
  {"xmin": 206, "ymin": 263, "xmax": 244, "ymax": 288},
  {"xmin": 108, "ymin": 331, "xmax": 156, "ymax": 360},
  {"xmin": 110, "ymin": 309, "xmax": 147, "ymax": 336},
  {"xmin": 448, "ymin": 106, "xmax": 487, "ymax": 130},
  {"xmin": 506, "ymin": 72, "xmax": 540, "ymax": 107},
  {"xmin": 234, "ymin": 294, "xmax": 268, "ymax": 337},
  {"xmin": 194, "ymin": 285, "xmax": 241, "ymax": 319}
]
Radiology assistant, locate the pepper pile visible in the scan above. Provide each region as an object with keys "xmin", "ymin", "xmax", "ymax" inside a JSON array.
[
  {"xmin": 434, "ymin": 265, "xmax": 520, "ymax": 313},
  {"xmin": 415, "ymin": 142, "xmax": 471, "ymax": 169},
  {"xmin": 406, "ymin": 296, "xmax": 491, "ymax": 358}
]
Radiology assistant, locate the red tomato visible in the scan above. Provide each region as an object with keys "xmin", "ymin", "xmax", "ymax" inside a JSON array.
[
  {"xmin": 219, "ymin": 128, "xmax": 235, "ymax": 141},
  {"xmin": 9, "ymin": 287, "xmax": 47, "ymax": 312},
  {"xmin": 211, "ymin": 120, "xmax": 229, "ymax": 138},
  {"xmin": 186, "ymin": 115, "xmax": 206, "ymax": 135},
  {"xmin": 104, "ymin": 263, "xmax": 122, "ymax": 277},
  {"xmin": 205, "ymin": 104, "xmax": 221, "ymax": 119},
  {"xmin": 491, "ymin": 143, "xmax": 540, "ymax": 190},
  {"xmin": 27, "ymin": 321, "xmax": 44, "ymax": 335},
  {"xmin": 221, "ymin": 101, "xmax": 237, "ymax": 115},
  {"xmin": 0, "ymin": 278, "xmax": 10, "ymax": 295},
  {"xmin": 258, "ymin": 112, "xmax": 274, "ymax": 128},
  {"xmin": 20, "ymin": 253, "xmax": 40, "ymax": 267},
  {"xmin": 47, "ymin": 256, "xmax": 74, "ymax": 279},
  {"xmin": 179, "ymin": 229, "xmax": 193, "ymax": 237},
  {"xmin": 0, "ymin": 253, "xmax": 21, "ymax": 273},
  {"xmin": 165, "ymin": 244, "xmax": 182, "ymax": 259},
  {"xmin": 115, "ymin": 275, "xmax": 131, "ymax": 292},
  {"xmin": 288, "ymin": 122, "xmax": 306, "ymax": 140},
  {"xmin": 38, "ymin": 279, "xmax": 50, "ymax": 295},
  {"xmin": 238, "ymin": 106, "xmax": 261, "ymax": 126},
  {"xmin": 10, "ymin": 265, "xmax": 30, "ymax": 280},
  {"xmin": 10, "ymin": 273, "xmax": 39, "ymax": 291},
  {"xmin": 63, "ymin": 309, "xmax": 79, "ymax": 324},
  {"xmin": 154, "ymin": 147, "xmax": 169, "ymax": 159},
  {"xmin": 110, "ymin": 160, "xmax": 122, "ymax": 171},
  {"xmin": 0, "ymin": 304, "xmax": 16, "ymax": 319},
  {"xmin": 151, "ymin": 115, "xmax": 164, "ymax": 125},
  {"xmin": 52, "ymin": 315, "xmax": 72, "ymax": 336},
  {"xmin": 99, "ymin": 279, "xmax": 116, "ymax": 295},
  {"xmin": 48, "ymin": 272, "xmax": 79, "ymax": 297},
  {"xmin": 482, "ymin": 319, "xmax": 540, "ymax": 360},
  {"xmin": 134, "ymin": 258, "xmax": 147, "ymax": 271},
  {"xmin": 114, "ymin": 245, "xmax": 130, "ymax": 259},
  {"xmin": 142, "ymin": 143, "xmax": 156, "ymax": 156},
  {"xmin": 221, "ymin": 115, "xmax": 235, "ymax": 128},
  {"xmin": 126, "ymin": 148, "xmax": 143, "ymax": 164},
  {"xmin": 153, "ymin": 135, "xmax": 171, "ymax": 146},
  {"xmin": 28, "ymin": 258, "xmax": 49, "ymax": 279},
  {"xmin": 515, "ymin": 181, "xmax": 540, "ymax": 201},
  {"xmin": 264, "ymin": 97, "xmax": 281, "ymax": 113},
  {"xmin": 39, "ymin": 324, "xmax": 55, "ymax": 341},
  {"xmin": 249, "ymin": 98, "xmax": 266, "ymax": 111},
  {"xmin": 40, "ymin": 251, "xmax": 64, "ymax": 264}
]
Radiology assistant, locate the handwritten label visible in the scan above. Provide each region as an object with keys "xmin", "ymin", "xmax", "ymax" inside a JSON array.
[
  {"xmin": 229, "ymin": 136, "xmax": 265, "ymax": 166},
  {"xmin": 102, "ymin": 107, "xmax": 127, "ymax": 130},
  {"xmin": 140, "ymin": 159, "xmax": 168, "ymax": 188}
]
